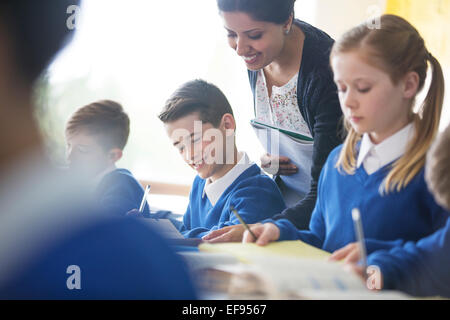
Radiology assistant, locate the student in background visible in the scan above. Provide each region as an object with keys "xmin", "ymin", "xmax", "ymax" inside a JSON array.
[
  {"xmin": 335, "ymin": 124, "xmax": 450, "ymax": 298},
  {"xmin": 0, "ymin": 0, "xmax": 195, "ymax": 299},
  {"xmin": 157, "ymin": 79, "xmax": 286, "ymax": 239},
  {"xmin": 243, "ymin": 15, "xmax": 449, "ymax": 257},
  {"xmin": 65, "ymin": 100, "xmax": 149, "ymax": 216}
]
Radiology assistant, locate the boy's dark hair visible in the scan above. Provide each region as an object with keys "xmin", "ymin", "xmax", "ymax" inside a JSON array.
[
  {"xmin": 0, "ymin": 0, "xmax": 80, "ymax": 84},
  {"xmin": 217, "ymin": 0, "xmax": 295, "ymax": 24},
  {"xmin": 66, "ymin": 100, "xmax": 130, "ymax": 151},
  {"xmin": 159, "ymin": 79, "xmax": 234, "ymax": 127}
]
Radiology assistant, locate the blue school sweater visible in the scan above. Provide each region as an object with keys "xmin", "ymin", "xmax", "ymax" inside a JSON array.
[
  {"xmin": 268, "ymin": 146, "xmax": 449, "ymax": 254},
  {"xmin": 0, "ymin": 216, "xmax": 196, "ymax": 299},
  {"xmin": 0, "ymin": 163, "xmax": 195, "ymax": 299},
  {"xmin": 95, "ymin": 168, "xmax": 149, "ymax": 216},
  {"xmin": 180, "ymin": 164, "xmax": 286, "ymax": 238},
  {"xmin": 367, "ymin": 218, "xmax": 450, "ymax": 297}
]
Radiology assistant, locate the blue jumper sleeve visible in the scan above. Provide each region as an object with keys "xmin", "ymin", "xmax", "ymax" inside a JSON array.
[
  {"xmin": 367, "ymin": 218, "xmax": 450, "ymax": 297},
  {"xmin": 268, "ymin": 153, "xmax": 329, "ymax": 248},
  {"xmin": 265, "ymin": 183, "xmax": 326, "ymax": 249},
  {"xmin": 269, "ymin": 205, "xmax": 326, "ymax": 249}
]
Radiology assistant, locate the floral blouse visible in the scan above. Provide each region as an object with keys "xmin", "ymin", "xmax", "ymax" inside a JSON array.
[{"xmin": 255, "ymin": 69, "xmax": 312, "ymax": 139}]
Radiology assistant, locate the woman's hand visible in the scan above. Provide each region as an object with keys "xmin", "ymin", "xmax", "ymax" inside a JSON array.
[
  {"xmin": 260, "ymin": 153, "xmax": 298, "ymax": 176},
  {"xmin": 203, "ymin": 225, "xmax": 249, "ymax": 243},
  {"xmin": 242, "ymin": 223, "xmax": 280, "ymax": 246},
  {"xmin": 329, "ymin": 242, "xmax": 361, "ymax": 263}
]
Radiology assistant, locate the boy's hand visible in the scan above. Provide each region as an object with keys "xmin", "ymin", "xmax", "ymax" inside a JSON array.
[
  {"xmin": 203, "ymin": 224, "xmax": 252, "ymax": 243},
  {"xmin": 329, "ymin": 242, "xmax": 361, "ymax": 263},
  {"xmin": 126, "ymin": 209, "xmax": 143, "ymax": 218},
  {"xmin": 261, "ymin": 153, "xmax": 298, "ymax": 176},
  {"xmin": 242, "ymin": 223, "xmax": 280, "ymax": 246}
]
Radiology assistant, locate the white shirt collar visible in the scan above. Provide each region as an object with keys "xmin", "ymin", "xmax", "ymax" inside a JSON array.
[
  {"xmin": 202, "ymin": 152, "xmax": 255, "ymax": 206},
  {"xmin": 357, "ymin": 123, "xmax": 414, "ymax": 174}
]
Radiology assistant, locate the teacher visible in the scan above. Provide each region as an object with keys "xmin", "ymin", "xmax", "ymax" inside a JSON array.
[{"xmin": 204, "ymin": 0, "xmax": 342, "ymax": 241}]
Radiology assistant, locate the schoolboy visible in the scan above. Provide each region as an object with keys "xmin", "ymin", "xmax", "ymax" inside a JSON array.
[{"xmin": 158, "ymin": 79, "xmax": 286, "ymax": 238}]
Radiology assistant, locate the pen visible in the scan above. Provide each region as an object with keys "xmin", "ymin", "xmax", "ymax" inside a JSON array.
[
  {"xmin": 351, "ymin": 208, "xmax": 368, "ymax": 278},
  {"xmin": 139, "ymin": 185, "xmax": 151, "ymax": 213},
  {"xmin": 230, "ymin": 205, "xmax": 257, "ymax": 240}
]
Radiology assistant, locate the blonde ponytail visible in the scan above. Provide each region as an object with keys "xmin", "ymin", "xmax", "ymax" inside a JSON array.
[{"xmin": 383, "ymin": 53, "xmax": 445, "ymax": 192}]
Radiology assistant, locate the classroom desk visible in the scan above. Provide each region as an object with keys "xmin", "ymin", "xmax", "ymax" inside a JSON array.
[{"xmin": 145, "ymin": 193, "xmax": 442, "ymax": 300}]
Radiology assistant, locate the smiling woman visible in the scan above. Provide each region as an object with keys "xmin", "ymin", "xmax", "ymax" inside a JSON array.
[{"xmin": 212, "ymin": 0, "xmax": 344, "ymax": 233}]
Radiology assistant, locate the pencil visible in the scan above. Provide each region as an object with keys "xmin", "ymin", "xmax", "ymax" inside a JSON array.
[
  {"xmin": 230, "ymin": 205, "xmax": 257, "ymax": 240},
  {"xmin": 351, "ymin": 208, "xmax": 368, "ymax": 278},
  {"xmin": 138, "ymin": 185, "xmax": 151, "ymax": 213}
]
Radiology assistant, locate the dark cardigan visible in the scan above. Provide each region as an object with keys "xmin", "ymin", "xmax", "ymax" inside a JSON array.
[{"xmin": 248, "ymin": 20, "xmax": 344, "ymax": 229}]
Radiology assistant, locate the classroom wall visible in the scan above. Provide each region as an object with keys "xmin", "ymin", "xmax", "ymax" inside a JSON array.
[
  {"xmin": 310, "ymin": 0, "xmax": 450, "ymax": 131},
  {"xmin": 39, "ymin": 0, "xmax": 450, "ymax": 189},
  {"xmin": 311, "ymin": 0, "xmax": 387, "ymax": 40},
  {"xmin": 385, "ymin": 0, "xmax": 450, "ymax": 130}
]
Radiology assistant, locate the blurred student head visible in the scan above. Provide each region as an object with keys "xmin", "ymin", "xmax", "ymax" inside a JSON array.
[
  {"xmin": 158, "ymin": 79, "xmax": 237, "ymax": 181},
  {"xmin": 65, "ymin": 100, "xmax": 130, "ymax": 177},
  {"xmin": 0, "ymin": 0, "xmax": 80, "ymax": 169},
  {"xmin": 0, "ymin": 0, "xmax": 79, "ymax": 87},
  {"xmin": 426, "ymin": 124, "xmax": 450, "ymax": 210}
]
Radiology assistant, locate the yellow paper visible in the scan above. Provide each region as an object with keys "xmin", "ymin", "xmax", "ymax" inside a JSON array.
[{"xmin": 199, "ymin": 240, "xmax": 330, "ymax": 263}]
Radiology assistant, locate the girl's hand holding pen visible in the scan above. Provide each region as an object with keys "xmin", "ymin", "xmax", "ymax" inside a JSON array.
[
  {"xmin": 242, "ymin": 223, "xmax": 281, "ymax": 246},
  {"xmin": 329, "ymin": 242, "xmax": 361, "ymax": 263}
]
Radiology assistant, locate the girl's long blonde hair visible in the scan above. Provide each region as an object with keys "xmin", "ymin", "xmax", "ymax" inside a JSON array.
[{"xmin": 331, "ymin": 14, "xmax": 445, "ymax": 193}]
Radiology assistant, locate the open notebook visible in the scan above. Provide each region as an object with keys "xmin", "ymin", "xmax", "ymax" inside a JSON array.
[{"xmin": 192, "ymin": 241, "xmax": 410, "ymax": 299}]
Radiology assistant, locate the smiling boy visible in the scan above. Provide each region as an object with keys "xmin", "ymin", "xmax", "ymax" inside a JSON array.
[{"xmin": 158, "ymin": 79, "xmax": 286, "ymax": 239}]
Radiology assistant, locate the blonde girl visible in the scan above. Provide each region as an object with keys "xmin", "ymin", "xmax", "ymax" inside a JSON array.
[{"xmin": 243, "ymin": 15, "xmax": 449, "ymax": 256}]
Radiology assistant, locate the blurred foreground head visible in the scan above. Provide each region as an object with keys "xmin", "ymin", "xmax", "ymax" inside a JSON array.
[
  {"xmin": 0, "ymin": 0, "xmax": 80, "ymax": 169},
  {"xmin": 426, "ymin": 124, "xmax": 450, "ymax": 210}
]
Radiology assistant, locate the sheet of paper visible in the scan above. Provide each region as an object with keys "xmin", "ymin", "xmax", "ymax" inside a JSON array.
[
  {"xmin": 197, "ymin": 241, "xmax": 412, "ymax": 299},
  {"xmin": 251, "ymin": 121, "xmax": 313, "ymax": 198},
  {"xmin": 250, "ymin": 255, "xmax": 366, "ymax": 293},
  {"xmin": 199, "ymin": 240, "xmax": 330, "ymax": 263}
]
